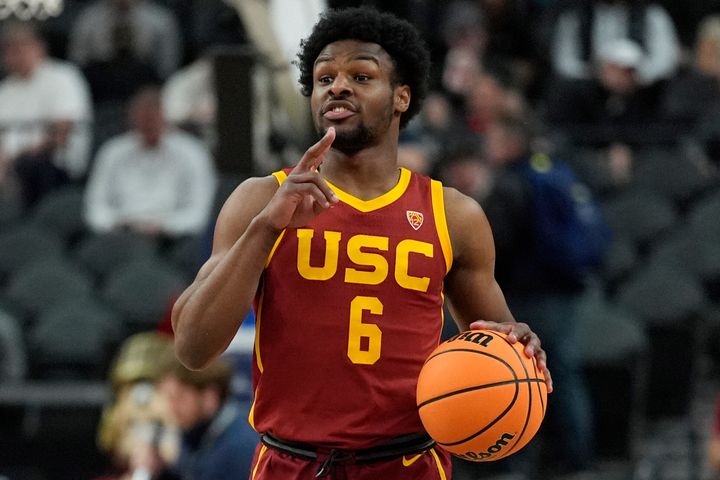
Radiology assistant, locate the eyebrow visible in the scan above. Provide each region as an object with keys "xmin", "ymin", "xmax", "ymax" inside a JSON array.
[{"xmin": 314, "ymin": 54, "xmax": 381, "ymax": 67}]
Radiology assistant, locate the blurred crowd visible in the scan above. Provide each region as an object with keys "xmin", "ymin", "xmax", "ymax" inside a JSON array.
[{"xmin": 1, "ymin": 0, "xmax": 720, "ymax": 479}]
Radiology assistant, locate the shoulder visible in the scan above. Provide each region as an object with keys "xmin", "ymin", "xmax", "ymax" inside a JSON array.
[
  {"xmin": 165, "ymin": 130, "xmax": 210, "ymax": 154},
  {"xmin": 96, "ymin": 133, "xmax": 137, "ymax": 160},
  {"xmin": 214, "ymin": 175, "xmax": 281, "ymax": 240},
  {"xmin": 39, "ymin": 60, "xmax": 83, "ymax": 81},
  {"xmin": 142, "ymin": 2, "xmax": 179, "ymax": 25}
]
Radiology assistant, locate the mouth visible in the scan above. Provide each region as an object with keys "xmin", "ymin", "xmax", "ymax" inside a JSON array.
[{"xmin": 322, "ymin": 102, "xmax": 357, "ymax": 121}]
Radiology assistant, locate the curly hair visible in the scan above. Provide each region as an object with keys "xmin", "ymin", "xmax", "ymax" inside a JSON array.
[{"xmin": 296, "ymin": 7, "xmax": 431, "ymax": 129}]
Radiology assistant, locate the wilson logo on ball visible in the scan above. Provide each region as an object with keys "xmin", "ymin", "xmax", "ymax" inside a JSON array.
[{"xmin": 457, "ymin": 432, "xmax": 516, "ymax": 461}]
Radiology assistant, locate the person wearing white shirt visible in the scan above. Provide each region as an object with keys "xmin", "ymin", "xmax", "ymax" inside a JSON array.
[
  {"xmin": 69, "ymin": 0, "xmax": 182, "ymax": 80},
  {"xmin": 552, "ymin": 0, "xmax": 679, "ymax": 86},
  {"xmin": 0, "ymin": 21, "xmax": 92, "ymax": 206},
  {"xmin": 84, "ymin": 87, "xmax": 218, "ymax": 237}
]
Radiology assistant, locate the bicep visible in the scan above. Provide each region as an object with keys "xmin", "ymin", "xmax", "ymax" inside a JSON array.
[{"xmin": 443, "ymin": 188, "xmax": 515, "ymax": 331}]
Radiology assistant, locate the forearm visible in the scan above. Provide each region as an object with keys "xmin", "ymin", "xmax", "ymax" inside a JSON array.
[{"xmin": 172, "ymin": 216, "xmax": 280, "ymax": 369}]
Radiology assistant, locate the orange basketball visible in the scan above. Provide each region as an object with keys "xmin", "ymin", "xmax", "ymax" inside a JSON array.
[{"xmin": 416, "ymin": 329, "xmax": 547, "ymax": 462}]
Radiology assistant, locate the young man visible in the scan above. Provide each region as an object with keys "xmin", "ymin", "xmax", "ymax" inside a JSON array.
[{"xmin": 172, "ymin": 8, "xmax": 552, "ymax": 479}]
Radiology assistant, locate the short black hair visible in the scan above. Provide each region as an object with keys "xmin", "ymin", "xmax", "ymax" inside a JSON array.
[{"xmin": 296, "ymin": 7, "xmax": 431, "ymax": 129}]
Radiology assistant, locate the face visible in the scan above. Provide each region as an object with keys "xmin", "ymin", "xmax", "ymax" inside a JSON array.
[
  {"xmin": 484, "ymin": 123, "xmax": 523, "ymax": 166},
  {"xmin": 1, "ymin": 32, "xmax": 43, "ymax": 77},
  {"xmin": 599, "ymin": 63, "xmax": 638, "ymax": 95},
  {"xmin": 130, "ymin": 97, "xmax": 166, "ymax": 146},
  {"xmin": 310, "ymin": 40, "xmax": 410, "ymax": 155},
  {"xmin": 157, "ymin": 376, "xmax": 207, "ymax": 430}
]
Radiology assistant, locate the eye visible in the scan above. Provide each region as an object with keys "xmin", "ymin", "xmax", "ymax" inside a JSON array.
[
  {"xmin": 354, "ymin": 74, "xmax": 370, "ymax": 82},
  {"xmin": 318, "ymin": 75, "xmax": 334, "ymax": 84}
]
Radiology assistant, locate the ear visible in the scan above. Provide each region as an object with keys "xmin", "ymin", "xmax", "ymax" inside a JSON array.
[{"xmin": 395, "ymin": 85, "xmax": 411, "ymax": 113}]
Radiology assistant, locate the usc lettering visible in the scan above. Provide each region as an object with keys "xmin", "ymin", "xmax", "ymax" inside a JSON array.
[{"xmin": 295, "ymin": 229, "xmax": 434, "ymax": 292}]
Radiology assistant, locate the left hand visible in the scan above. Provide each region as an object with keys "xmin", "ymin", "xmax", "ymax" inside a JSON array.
[{"xmin": 469, "ymin": 320, "xmax": 553, "ymax": 393}]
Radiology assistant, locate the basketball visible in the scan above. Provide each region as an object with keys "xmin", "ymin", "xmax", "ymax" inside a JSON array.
[{"xmin": 416, "ymin": 329, "xmax": 547, "ymax": 462}]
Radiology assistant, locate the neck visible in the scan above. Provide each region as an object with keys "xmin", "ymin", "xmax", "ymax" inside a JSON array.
[{"xmin": 319, "ymin": 131, "xmax": 401, "ymax": 199}]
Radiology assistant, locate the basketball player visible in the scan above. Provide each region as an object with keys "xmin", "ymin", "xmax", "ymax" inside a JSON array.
[{"xmin": 172, "ymin": 7, "xmax": 552, "ymax": 479}]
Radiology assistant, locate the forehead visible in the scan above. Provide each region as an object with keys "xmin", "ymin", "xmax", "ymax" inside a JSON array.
[{"xmin": 314, "ymin": 39, "xmax": 394, "ymax": 69}]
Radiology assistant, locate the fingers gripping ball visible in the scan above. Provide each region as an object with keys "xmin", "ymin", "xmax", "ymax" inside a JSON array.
[{"xmin": 416, "ymin": 330, "xmax": 547, "ymax": 462}]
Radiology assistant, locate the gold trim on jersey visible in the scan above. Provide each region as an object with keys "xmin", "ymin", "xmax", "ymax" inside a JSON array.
[
  {"xmin": 254, "ymin": 283, "xmax": 266, "ymax": 373},
  {"xmin": 251, "ymin": 444, "xmax": 268, "ymax": 479},
  {"xmin": 248, "ymin": 399, "xmax": 256, "ymax": 429},
  {"xmin": 271, "ymin": 170, "xmax": 287, "ymax": 185},
  {"xmin": 430, "ymin": 179, "xmax": 453, "ymax": 273},
  {"xmin": 325, "ymin": 167, "xmax": 411, "ymax": 212},
  {"xmin": 429, "ymin": 447, "xmax": 448, "ymax": 480},
  {"xmin": 265, "ymin": 230, "xmax": 286, "ymax": 268}
]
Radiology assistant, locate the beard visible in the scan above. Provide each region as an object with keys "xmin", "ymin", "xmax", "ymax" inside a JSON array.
[
  {"xmin": 316, "ymin": 93, "xmax": 396, "ymax": 155},
  {"xmin": 326, "ymin": 123, "xmax": 376, "ymax": 155}
]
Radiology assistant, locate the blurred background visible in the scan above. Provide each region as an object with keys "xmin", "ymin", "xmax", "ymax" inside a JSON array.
[{"xmin": 0, "ymin": 0, "xmax": 719, "ymax": 479}]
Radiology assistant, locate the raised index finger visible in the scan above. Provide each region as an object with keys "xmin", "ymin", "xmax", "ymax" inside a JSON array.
[{"xmin": 294, "ymin": 127, "xmax": 336, "ymax": 173}]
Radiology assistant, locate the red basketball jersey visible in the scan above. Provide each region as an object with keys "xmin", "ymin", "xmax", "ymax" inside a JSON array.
[{"xmin": 250, "ymin": 167, "xmax": 453, "ymax": 449}]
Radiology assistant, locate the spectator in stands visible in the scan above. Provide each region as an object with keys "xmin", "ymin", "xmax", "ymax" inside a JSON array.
[
  {"xmin": 665, "ymin": 15, "xmax": 720, "ymax": 159},
  {"xmin": 161, "ymin": 53, "xmax": 215, "ymax": 145},
  {"xmin": 84, "ymin": 87, "xmax": 217, "ymax": 238},
  {"xmin": 80, "ymin": 0, "xmax": 160, "ymax": 105},
  {"xmin": 551, "ymin": 0, "xmax": 680, "ymax": 86},
  {"xmin": 151, "ymin": 354, "xmax": 258, "ymax": 480},
  {"xmin": 465, "ymin": 67, "xmax": 528, "ymax": 136},
  {"xmin": 69, "ymin": 0, "xmax": 182, "ymax": 81},
  {"xmin": 437, "ymin": 143, "xmax": 495, "ymax": 203},
  {"xmin": 482, "ymin": 113, "xmax": 599, "ymax": 476},
  {"xmin": 544, "ymin": 37, "xmax": 669, "ymax": 146},
  {"xmin": 0, "ymin": 21, "xmax": 92, "ymax": 207},
  {"xmin": 95, "ymin": 332, "xmax": 179, "ymax": 480}
]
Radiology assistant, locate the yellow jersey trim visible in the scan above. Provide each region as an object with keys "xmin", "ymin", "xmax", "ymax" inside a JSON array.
[
  {"xmin": 248, "ymin": 399, "xmax": 256, "ymax": 429},
  {"xmin": 254, "ymin": 283, "xmax": 265, "ymax": 373},
  {"xmin": 251, "ymin": 444, "xmax": 268, "ymax": 479},
  {"xmin": 431, "ymin": 180, "xmax": 453, "ymax": 273},
  {"xmin": 271, "ymin": 170, "xmax": 287, "ymax": 185},
  {"xmin": 265, "ymin": 230, "xmax": 286, "ymax": 268},
  {"xmin": 325, "ymin": 167, "xmax": 411, "ymax": 212},
  {"xmin": 430, "ymin": 447, "xmax": 448, "ymax": 480}
]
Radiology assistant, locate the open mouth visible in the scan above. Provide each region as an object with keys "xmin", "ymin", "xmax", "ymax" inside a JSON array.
[{"xmin": 323, "ymin": 103, "xmax": 357, "ymax": 121}]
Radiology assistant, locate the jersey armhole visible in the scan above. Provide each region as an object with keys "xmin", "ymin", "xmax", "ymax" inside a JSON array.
[{"xmin": 431, "ymin": 180, "xmax": 453, "ymax": 273}]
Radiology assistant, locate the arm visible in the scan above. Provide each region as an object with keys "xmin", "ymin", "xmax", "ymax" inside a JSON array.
[
  {"xmin": 443, "ymin": 187, "xmax": 553, "ymax": 391},
  {"xmin": 84, "ymin": 145, "xmax": 122, "ymax": 233},
  {"xmin": 637, "ymin": 5, "xmax": 679, "ymax": 85},
  {"xmin": 172, "ymin": 128, "xmax": 338, "ymax": 369}
]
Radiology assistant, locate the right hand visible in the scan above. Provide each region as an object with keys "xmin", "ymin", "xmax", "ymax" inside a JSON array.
[{"xmin": 260, "ymin": 127, "xmax": 339, "ymax": 231}]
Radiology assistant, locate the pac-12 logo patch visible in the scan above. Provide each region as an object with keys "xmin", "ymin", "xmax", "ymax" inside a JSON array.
[{"xmin": 406, "ymin": 210, "xmax": 424, "ymax": 230}]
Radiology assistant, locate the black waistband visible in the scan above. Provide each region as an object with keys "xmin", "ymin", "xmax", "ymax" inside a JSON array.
[{"xmin": 260, "ymin": 432, "xmax": 436, "ymax": 468}]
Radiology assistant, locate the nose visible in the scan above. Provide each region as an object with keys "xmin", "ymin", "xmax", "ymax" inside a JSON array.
[{"xmin": 329, "ymin": 74, "xmax": 351, "ymax": 97}]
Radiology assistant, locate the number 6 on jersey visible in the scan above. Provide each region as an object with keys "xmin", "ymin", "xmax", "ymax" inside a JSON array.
[{"xmin": 347, "ymin": 296, "xmax": 383, "ymax": 365}]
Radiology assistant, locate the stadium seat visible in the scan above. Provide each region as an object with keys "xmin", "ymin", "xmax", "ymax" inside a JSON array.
[
  {"xmin": 688, "ymin": 188, "xmax": 720, "ymax": 242},
  {"xmin": 0, "ymin": 308, "xmax": 27, "ymax": 381},
  {"xmin": 5, "ymin": 258, "xmax": 95, "ymax": 321},
  {"xmin": 29, "ymin": 185, "xmax": 87, "ymax": 245},
  {"xmin": 73, "ymin": 231, "xmax": 159, "ymax": 281},
  {"xmin": 601, "ymin": 188, "xmax": 678, "ymax": 252},
  {"xmin": 0, "ymin": 224, "xmax": 65, "ymax": 284},
  {"xmin": 0, "ymin": 190, "xmax": 24, "ymax": 231},
  {"xmin": 630, "ymin": 147, "xmax": 712, "ymax": 208},
  {"xmin": 615, "ymin": 264, "xmax": 707, "ymax": 418},
  {"xmin": 165, "ymin": 234, "xmax": 205, "ymax": 279},
  {"xmin": 649, "ymin": 226, "xmax": 720, "ymax": 298},
  {"xmin": 577, "ymin": 289, "xmax": 648, "ymax": 459},
  {"xmin": 601, "ymin": 235, "xmax": 638, "ymax": 293},
  {"xmin": 27, "ymin": 299, "xmax": 124, "ymax": 379},
  {"xmin": 101, "ymin": 258, "xmax": 188, "ymax": 331}
]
